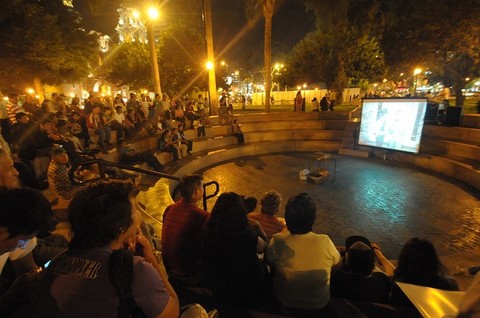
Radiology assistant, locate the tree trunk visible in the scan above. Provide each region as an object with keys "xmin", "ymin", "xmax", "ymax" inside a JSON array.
[
  {"xmin": 263, "ymin": 0, "xmax": 274, "ymax": 112},
  {"xmin": 33, "ymin": 77, "xmax": 45, "ymax": 102},
  {"xmin": 203, "ymin": 0, "xmax": 218, "ymax": 115},
  {"xmin": 333, "ymin": 54, "xmax": 347, "ymax": 105},
  {"xmin": 454, "ymin": 82, "xmax": 465, "ymax": 107}
]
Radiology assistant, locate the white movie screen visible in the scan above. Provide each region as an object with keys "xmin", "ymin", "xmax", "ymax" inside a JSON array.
[{"xmin": 358, "ymin": 98, "xmax": 427, "ymax": 154}]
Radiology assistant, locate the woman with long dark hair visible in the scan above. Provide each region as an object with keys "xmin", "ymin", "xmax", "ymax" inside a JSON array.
[
  {"xmin": 204, "ymin": 192, "xmax": 270, "ymax": 308},
  {"xmin": 390, "ymin": 238, "xmax": 458, "ymax": 308}
]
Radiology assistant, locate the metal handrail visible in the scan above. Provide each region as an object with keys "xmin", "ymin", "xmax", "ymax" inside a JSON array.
[
  {"xmin": 203, "ymin": 180, "xmax": 220, "ymax": 211},
  {"xmin": 68, "ymin": 158, "xmax": 220, "ymax": 210},
  {"xmin": 68, "ymin": 158, "xmax": 180, "ymax": 185}
]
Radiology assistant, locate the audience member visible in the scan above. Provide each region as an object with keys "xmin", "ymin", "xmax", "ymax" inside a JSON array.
[
  {"xmin": 176, "ymin": 125, "xmax": 192, "ymax": 155},
  {"xmin": 0, "ymin": 149, "xmax": 20, "ymax": 190},
  {"xmin": 266, "ymin": 193, "xmax": 340, "ymax": 313},
  {"xmin": 86, "ymin": 104, "xmax": 112, "ymax": 152},
  {"xmin": 161, "ymin": 174, "xmax": 209, "ymax": 285},
  {"xmin": 47, "ymin": 147, "xmax": 81, "ymax": 200},
  {"xmin": 0, "ymin": 187, "xmax": 53, "ymax": 280},
  {"xmin": 330, "ymin": 240, "xmax": 391, "ymax": 303},
  {"xmin": 196, "ymin": 109, "xmax": 209, "ymax": 137},
  {"xmin": 34, "ymin": 181, "xmax": 178, "ymax": 317},
  {"xmin": 116, "ymin": 139, "xmax": 165, "ymax": 172},
  {"xmin": 67, "ymin": 111, "xmax": 90, "ymax": 149},
  {"xmin": 103, "ymin": 106, "xmax": 125, "ymax": 140},
  {"xmin": 204, "ymin": 192, "xmax": 270, "ymax": 308},
  {"xmin": 232, "ymin": 118, "xmax": 245, "ymax": 144},
  {"xmin": 126, "ymin": 92, "xmax": 140, "ymax": 111},
  {"xmin": 248, "ymin": 190, "xmax": 285, "ymax": 242},
  {"xmin": 158, "ymin": 129, "xmax": 181, "ymax": 162},
  {"xmin": 390, "ymin": 238, "xmax": 459, "ymax": 310},
  {"xmin": 320, "ymin": 96, "xmax": 330, "ymax": 111},
  {"xmin": 170, "ymin": 128, "xmax": 188, "ymax": 159}
]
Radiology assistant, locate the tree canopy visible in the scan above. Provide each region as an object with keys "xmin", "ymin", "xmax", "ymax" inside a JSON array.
[
  {"xmin": 98, "ymin": 22, "xmax": 207, "ymax": 96},
  {"xmin": 283, "ymin": 0, "xmax": 386, "ymax": 101},
  {"xmin": 0, "ymin": 0, "xmax": 98, "ymax": 93},
  {"xmin": 381, "ymin": 0, "xmax": 480, "ymax": 105}
]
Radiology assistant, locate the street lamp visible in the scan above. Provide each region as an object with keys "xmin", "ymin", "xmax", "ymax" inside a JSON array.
[
  {"xmin": 205, "ymin": 61, "xmax": 214, "ymax": 114},
  {"xmin": 146, "ymin": 7, "xmax": 161, "ymax": 94},
  {"xmin": 272, "ymin": 63, "xmax": 284, "ymax": 91},
  {"xmin": 413, "ymin": 68, "xmax": 422, "ymax": 96}
]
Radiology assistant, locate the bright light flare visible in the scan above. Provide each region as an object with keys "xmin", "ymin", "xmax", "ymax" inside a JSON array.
[
  {"xmin": 147, "ymin": 7, "xmax": 159, "ymax": 20},
  {"xmin": 413, "ymin": 68, "xmax": 423, "ymax": 76},
  {"xmin": 205, "ymin": 61, "xmax": 214, "ymax": 70}
]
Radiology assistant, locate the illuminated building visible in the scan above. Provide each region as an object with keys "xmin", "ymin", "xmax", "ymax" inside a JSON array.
[{"xmin": 115, "ymin": 4, "xmax": 147, "ymax": 43}]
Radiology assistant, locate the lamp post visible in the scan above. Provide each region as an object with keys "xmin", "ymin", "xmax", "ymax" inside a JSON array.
[
  {"xmin": 203, "ymin": 0, "xmax": 218, "ymax": 115},
  {"xmin": 272, "ymin": 63, "xmax": 284, "ymax": 91},
  {"xmin": 205, "ymin": 61, "xmax": 214, "ymax": 114},
  {"xmin": 146, "ymin": 7, "xmax": 161, "ymax": 95},
  {"xmin": 413, "ymin": 68, "xmax": 422, "ymax": 96}
]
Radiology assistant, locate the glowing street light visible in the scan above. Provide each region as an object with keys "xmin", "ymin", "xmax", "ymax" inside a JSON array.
[
  {"xmin": 146, "ymin": 7, "xmax": 161, "ymax": 94},
  {"xmin": 147, "ymin": 7, "xmax": 159, "ymax": 20},
  {"xmin": 413, "ymin": 68, "xmax": 422, "ymax": 95},
  {"xmin": 204, "ymin": 61, "xmax": 215, "ymax": 114}
]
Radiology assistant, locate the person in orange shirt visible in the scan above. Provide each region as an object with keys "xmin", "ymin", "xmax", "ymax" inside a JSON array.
[{"xmin": 248, "ymin": 190, "xmax": 285, "ymax": 242}]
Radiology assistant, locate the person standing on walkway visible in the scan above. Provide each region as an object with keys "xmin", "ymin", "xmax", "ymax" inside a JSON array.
[
  {"xmin": 295, "ymin": 90, "xmax": 303, "ymax": 112},
  {"xmin": 311, "ymin": 97, "xmax": 319, "ymax": 111}
]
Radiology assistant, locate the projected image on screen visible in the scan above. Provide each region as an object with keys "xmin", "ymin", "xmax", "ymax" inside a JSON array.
[{"xmin": 358, "ymin": 98, "xmax": 427, "ymax": 154}]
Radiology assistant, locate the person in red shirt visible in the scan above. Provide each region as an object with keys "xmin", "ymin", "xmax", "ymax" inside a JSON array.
[
  {"xmin": 161, "ymin": 174, "xmax": 209, "ymax": 286},
  {"xmin": 248, "ymin": 190, "xmax": 286, "ymax": 242}
]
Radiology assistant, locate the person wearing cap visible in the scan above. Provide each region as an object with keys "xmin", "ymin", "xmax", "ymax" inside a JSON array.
[
  {"xmin": 330, "ymin": 240, "xmax": 391, "ymax": 303},
  {"xmin": 337, "ymin": 235, "xmax": 396, "ymax": 276},
  {"xmin": 47, "ymin": 147, "xmax": 82, "ymax": 200},
  {"xmin": 266, "ymin": 193, "xmax": 340, "ymax": 312}
]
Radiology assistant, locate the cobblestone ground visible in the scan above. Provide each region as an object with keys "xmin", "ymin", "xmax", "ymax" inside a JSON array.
[{"xmin": 197, "ymin": 153, "xmax": 480, "ymax": 261}]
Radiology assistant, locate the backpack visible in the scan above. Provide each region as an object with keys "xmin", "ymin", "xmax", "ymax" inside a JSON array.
[{"xmin": 109, "ymin": 249, "xmax": 146, "ymax": 318}]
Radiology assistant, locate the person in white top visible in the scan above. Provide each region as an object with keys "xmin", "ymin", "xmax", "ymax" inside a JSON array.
[{"xmin": 266, "ymin": 193, "xmax": 340, "ymax": 311}]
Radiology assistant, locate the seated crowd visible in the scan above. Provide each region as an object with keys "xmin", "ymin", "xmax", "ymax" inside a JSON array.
[
  {"xmin": 0, "ymin": 166, "xmax": 475, "ymax": 317},
  {"xmin": 0, "ymin": 93, "xmax": 473, "ymax": 317},
  {"xmin": 158, "ymin": 174, "xmax": 468, "ymax": 317},
  {"xmin": 0, "ymin": 92, "xmax": 252, "ymax": 195}
]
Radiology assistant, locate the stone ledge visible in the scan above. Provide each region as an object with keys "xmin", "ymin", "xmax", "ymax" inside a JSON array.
[{"xmin": 393, "ymin": 152, "xmax": 480, "ymax": 191}]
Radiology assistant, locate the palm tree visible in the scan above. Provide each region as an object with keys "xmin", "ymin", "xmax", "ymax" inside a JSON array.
[{"xmin": 246, "ymin": 0, "xmax": 276, "ymax": 112}]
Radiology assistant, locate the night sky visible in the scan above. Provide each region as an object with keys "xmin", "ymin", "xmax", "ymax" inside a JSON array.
[{"xmin": 76, "ymin": 0, "xmax": 315, "ymax": 68}]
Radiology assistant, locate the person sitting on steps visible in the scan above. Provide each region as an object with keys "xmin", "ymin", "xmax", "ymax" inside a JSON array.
[{"xmin": 232, "ymin": 119, "xmax": 244, "ymax": 144}]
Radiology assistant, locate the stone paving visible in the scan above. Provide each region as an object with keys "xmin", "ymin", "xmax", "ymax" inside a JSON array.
[{"xmin": 197, "ymin": 152, "xmax": 480, "ymax": 262}]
